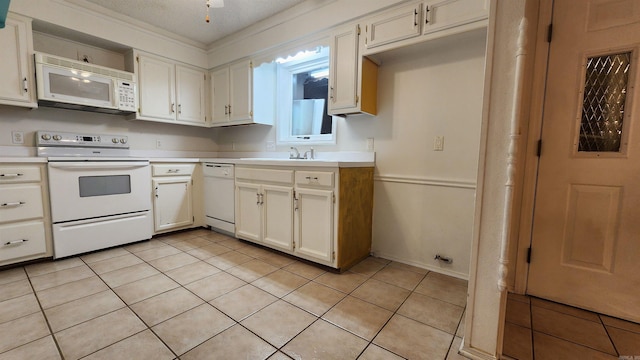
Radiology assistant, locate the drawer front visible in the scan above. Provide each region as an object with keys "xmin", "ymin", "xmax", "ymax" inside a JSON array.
[
  {"xmin": 0, "ymin": 220, "xmax": 47, "ymax": 262},
  {"xmin": 0, "ymin": 184, "xmax": 44, "ymax": 223},
  {"xmin": 236, "ymin": 167, "xmax": 294, "ymax": 184},
  {"xmin": 152, "ymin": 164, "xmax": 195, "ymax": 176},
  {"xmin": 295, "ymin": 171, "xmax": 334, "ymax": 188},
  {"xmin": 0, "ymin": 166, "xmax": 41, "ymax": 184}
]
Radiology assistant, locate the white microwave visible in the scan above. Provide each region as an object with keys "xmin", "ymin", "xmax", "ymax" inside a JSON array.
[{"xmin": 34, "ymin": 52, "xmax": 137, "ymax": 114}]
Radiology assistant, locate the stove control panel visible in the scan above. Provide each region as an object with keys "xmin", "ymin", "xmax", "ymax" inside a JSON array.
[{"xmin": 37, "ymin": 131, "xmax": 129, "ymax": 149}]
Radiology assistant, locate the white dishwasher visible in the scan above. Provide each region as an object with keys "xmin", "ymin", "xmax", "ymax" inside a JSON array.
[{"xmin": 203, "ymin": 163, "xmax": 235, "ymax": 235}]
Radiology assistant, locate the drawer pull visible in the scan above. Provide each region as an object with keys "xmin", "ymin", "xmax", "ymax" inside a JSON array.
[
  {"xmin": 305, "ymin": 176, "xmax": 319, "ymax": 181},
  {"xmin": 1, "ymin": 201, "xmax": 26, "ymax": 207},
  {"xmin": 0, "ymin": 173, "xmax": 24, "ymax": 178},
  {"xmin": 4, "ymin": 239, "xmax": 28, "ymax": 246}
]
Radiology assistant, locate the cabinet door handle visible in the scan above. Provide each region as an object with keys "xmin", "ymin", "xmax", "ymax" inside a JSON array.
[
  {"xmin": 425, "ymin": 6, "xmax": 430, "ymax": 24},
  {"xmin": 414, "ymin": 8, "xmax": 418, "ymax": 27},
  {"xmin": 23, "ymin": 78, "xmax": 28, "ymax": 93},
  {"xmin": 171, "ymin": 103, "xmax": 175, "ymax": 113},
  {"xmin": 178, "ymin": 104, "xmax": 182, "ymax": 114},
  {"xmin": 256, "ymin": 193, "xmax": 261, "ymax": 205},
  {"xmin": 259, "ymin": 193, "xmax": 264, "ymax": 205},
  {"xmin": 0, "ymin": 173, "xmax": 24, "ymax": 178},
  {"xmin": 228, "ymin": 104, "xmax": 232, "ymax": 114},
  {"xmin": 224, "ymin": 105, "xmax": 228, "ymax": 115},
  {"xmin": 294, "ymin": 197, "xmax": 298, "ymax": 211},
  {"xmin": 4, "ymin": 239, "xmax": 28, "ymax": 246},
  {"xmin": 330, "ymin": 87, "xmax": 335, "ymax": 101},
  {"xmin": 155, "ymin": 186, "xmax": 159, "ymax": 198},
  {"xmin": 1, "ymin": 201, "xmax": 26, "ymax": 207}
]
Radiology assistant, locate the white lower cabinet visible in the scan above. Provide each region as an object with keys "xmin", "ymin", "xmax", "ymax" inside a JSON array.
[
  {"xmin": 294, "ymin": 187, "xmax": 334, "ymax": 263},
  {"xmin": 152, "ymin": 164, "xmax": 195, "ymax": 233}
]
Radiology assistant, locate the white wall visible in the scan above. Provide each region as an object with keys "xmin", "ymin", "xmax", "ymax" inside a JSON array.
[
  {"xmin": 216, "ymin": 29, "xmax": 487, "ymax": 278},
  {"xmin": 0, "ymin": 105, "xmax": 218, "ymax": 152}
]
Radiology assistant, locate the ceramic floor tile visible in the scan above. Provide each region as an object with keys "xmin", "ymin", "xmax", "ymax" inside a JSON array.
[
  {"xmin": 283, "ymin": 281, "xmax": 346, "ymax": 316},
  {"xmin": 210, "ymin": 284, "xmax": 278, "ymax": 321},
  {"xmin": 505, "ymin": 296, "xmax": 531, "ymax": 328},
  {"xmin": 424, "ymin": 272, "xmax": 468, "ymax": 288},
  {"xmin": 323, "ymin": 296, "xmax": 393, "ymax": 341},
  {"xmin": 169, "ymin": 240, "xmax": 200, "ymax": 252},
  {"xmin": 314, "ymin": 271, "xmax": 367, "ymax": 293},
  {"xmin": 532, "ymin": 306, "xmax": 616, "ymax": 355},
  {"xmin": 531, "ymin": 297, "xmax": 600, "ymax": 322},
  {"xmin": 348, "ymin": 257, "xmax": 387, "ymax": 277},
  {"xmin": 0, "ymin": 267, "xmax": 27, "ymax": 285},
  {"xmin": 226, "ymin": 259, "xmax": 279, "ymax": 282},
  {"xmin": 0, "ymin": 335, "xmax": 61, "ymax": 360},
  {"xmin": 359, "ymin": 344, "xmax": 405, "ymax": 360},
  {"xmin": 373, "ymin": 314, "xmax": 453, "ymax": 360},
  {"xmin": 98, "ymin": 262, "xmax": 160, "ymax": 288},
  {"xmin": 372, "ymin": 266, "xmax": 425, "ymax": 291},
  {"xmin": 607, "ymin": 326, "xmax": 640, "ymax": 355},
  {"xmin": 36, "ymin": 276, "xmax": 108, "ymax": 309},
  {"xmin": 350, "ymin": 278, "xmax": 411, "ymax": 312},
  {"xmin": 183, "ymin": 236, "xmax": 214, "ymax": 248},
  {"xmin": 181, "ymin": 324, "xmax": 276, "ymax": 360},
  {"xmin": 205, "ymin": 251, "xmax": 253, "ymax": 270},
  {"xmin": 165, "ymin": 260, "xmax": 221, "ymax": 285},
  {"xmin": 283, "ymin": 260, "xmax": 327, "ymax": 280},
  {"xmin": 236, "ymin": 244, "xmax": 272, "ymax": 258},
  {"xmin": 130, "ymin": 287, "xmax": 203, "ymax": 326},
  {"xmin": 252, "ymin": 269, "xmax": 309, "ymax": 298},
  {"xmin": 258, "ymin": 252, "xmax": 297, "ymax": 268},
  {"xmin": 200, "ymin": 231, "xmax": 230, "ymax": 242},
  {"xmin": 80, "ymin": 247, "xmax": 130, "ymax": 264},
  {"xmin": 267, "ymin": 351, "xmax": 292, "ymax": 360},
  {"xmin": 533, "ymin": 331, "xmax": 618, "ymax": 360},
  {"xmin": 184, "ymin": 271, "xmax": 247, "ymax": 301},
  {"xmin": 152, "ymin": 303, "xmax": 234, "ymax": 355},
  {"xmin": 502, "ymin": 322, "xmax": 533, "ymax": 360},
  {"xmin": 134, "ymin": 245, "xmax": 182, "ymax": 261},
  {"xmin": 457, "ymin": 310, "xmax": 466, "ymax": 337},
  {"xmin": 387, "ymin": 261, "xmax": 429, "ymax": 275},
  {"xmin": 81, "ymin": 329, "xmax": 174, "ymax": 360},
  {"xmin": 113, "ymin": 273, "xmax": 179, "ymax": 305},
  {"xmin": 413, "ymin": 274, "xmax": 468, "ymax": 307},
  {"xmin": 241, "ymin": 300, "xmax": 317, "ymax": 348},
  {"xmin": 147, "ymin": 252, "xmax": 200, "ymax": 272},
  {"xmin": 0, "ymin": 312, "xmax": 50, "ymax": 353},
  {"xmin": 54, "ymin": 307, "xmax": 146, "ymax": 360},
  {"xmin": 0, "ymin": 278, "xmax": 32, "ymax": 302},
  {"xmin": 282, "ymin": 319, "xmax": 368, "ymax": 360},
  {"xmin": 25, "ymin": 257, "xmax": 84, "ymax": 277},
  {"xmin": 187, "ymin": 243, "xmax": 231, "ymax": 260},
  {"xmin": 30, "ymin": 264, "xmax": 95, "ymax": 291},
  {"xmin": 124, "ymin": 239, "xmax": 168, "ymax": 253},
  {"xmin": 0, "ymin": 293, "xmax": 40, "ymax": 324},
  {"xmin": 88, "ymin": 253, "xmax": 144, "ymax": 275},
  {"xmin": 447, "ymin": 336, "xmax": 466, "ymax": 360},
  {"xmin": 217, "ymin": 238, "xmax": 250, "ymax": 250},
  {"xmin": 397, "ymin": 292, "xmax": 464, "ymax": 334},
  {"xmin": 44, "ymin": 290, "xmax": 125, "ymax": 332}
]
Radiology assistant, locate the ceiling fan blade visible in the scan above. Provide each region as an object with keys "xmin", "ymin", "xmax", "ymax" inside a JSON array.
[{"xmin": 211, "ymin": 0, "xmax": 224, "ymax": 8}]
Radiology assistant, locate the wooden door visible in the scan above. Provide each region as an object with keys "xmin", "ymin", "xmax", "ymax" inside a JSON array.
[{"xmin": 527, "ymin": 0, "xmax": 640, "ymax": 322}]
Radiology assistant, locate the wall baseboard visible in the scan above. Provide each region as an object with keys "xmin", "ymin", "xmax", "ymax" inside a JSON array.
[{"xmin": 371, "ymin": 251, "xmax": 469, "ymax": 280}]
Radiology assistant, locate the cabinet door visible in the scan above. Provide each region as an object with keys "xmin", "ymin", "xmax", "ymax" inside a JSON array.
[
  {"xmin": 153, "ymin": 177, "xmax": 193, "ymax": 232},
  {"xmin": 138, "ymin": 55, "xmax": 176, "ymax": 121},
  {"xmin": 211, "ymin": 67, "xmax": 230, "ymax": 125},
  {"xmin": 229, "ymin": 60, "xmax": 253, "ymax": 123},
  {"xmin": 423, "ymin": 0, "xmax": 489, "ymax": 35},
  {"xmin": 295, "ymin": 188, "xmax": 334, "ymax": 263},
  {"xmin": 365, "ymin": 2, "xmax": 422, "ymax": 49},
  {"xmin": 262, "ymin": 185, "xmax": 293, "ymax": 252},
  {"xmin": 0, "ymin": 16, "xmax": 35, "ymax": 107},
  {"xmin": 176, "ymin": 65, "xmax": 207, "ymax": 125},
  {"xmin": 235, "ymin": 182, "xmax": 261, "ymax": 242},
  {"xmin": 328, "ymin": 24, "xmax": 360, "ymax": 114}
]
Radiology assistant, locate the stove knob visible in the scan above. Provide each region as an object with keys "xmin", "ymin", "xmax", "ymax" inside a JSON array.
[
  {"xmin": 41, "ymin": 134, "xmax": 51, "ymax": 140},
  {"xmin": 120, "ymin": 138, "xmax": 127, "ymax": 144},
  {"xmin": 112, "ymin": 138, "xmax": 119, "ymax": 144},
  {"xmin": 52, "ymin": 135, "xmax": 62, "ymax": 141}
]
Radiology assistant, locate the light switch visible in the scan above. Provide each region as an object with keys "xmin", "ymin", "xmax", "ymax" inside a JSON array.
[
  {"xmin": 366, "ymin": 138, "xmax": 374, "ymax": 151},
  {"xmin": 434, "ymin": 136, "xmax": 444, "ymax": 151}
]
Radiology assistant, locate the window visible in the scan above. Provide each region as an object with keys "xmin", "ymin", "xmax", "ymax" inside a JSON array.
[{"xmin": 275, "ymin": 45, "xmax": 336, "ymax": 145}]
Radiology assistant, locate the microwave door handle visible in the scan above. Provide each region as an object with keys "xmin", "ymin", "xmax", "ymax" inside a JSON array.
[{"xmin": 48, "ymin": 162, "xmax": 149, "ymax": 170}]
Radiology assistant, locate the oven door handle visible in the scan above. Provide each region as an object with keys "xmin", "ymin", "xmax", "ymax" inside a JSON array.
[{"xmin": 48, "ymin": 162, "xmax": 149, "ymax": 170}]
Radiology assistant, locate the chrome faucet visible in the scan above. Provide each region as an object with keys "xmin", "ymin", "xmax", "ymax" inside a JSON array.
[
  {"xmin": 303, "ymin": 147, "xmax": 315, "ymax": 160},
  {"xmin": 289, "ymin": 147, "xmax": 301, "ymax": 159},
  {"xmin": 290, "ymin": 147, "xmax": 314, "ymax": 159}
]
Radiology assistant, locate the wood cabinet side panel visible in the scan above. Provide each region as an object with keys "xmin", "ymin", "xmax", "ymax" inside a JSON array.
[{"xmin": 337, "ymin": 167, "xmax": 374, "ymax": 270}]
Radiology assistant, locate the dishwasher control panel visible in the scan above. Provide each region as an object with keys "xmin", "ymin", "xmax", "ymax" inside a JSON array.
[{"xmin": 203, "ymin": 163, "xmax": 234, "ymax": 178}]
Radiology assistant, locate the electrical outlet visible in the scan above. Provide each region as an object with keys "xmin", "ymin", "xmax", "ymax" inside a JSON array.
[
  {"xmin": 434, "ymin": 136, "xmax": 444, "ymax": 151},
  {"xmin": 12, "ymin": 131, "xmax": 24, "ymax": 144},
  {"xmin": 366, "ymin": 138, "xmax": 374, "ymax": 151},
  {"xmin": 156, "ymin": 139, "xmax": 162, "ymax": 149},
  {"xmin": 266, "ymin": 141, "xmax": 275, "ymax": 151}
]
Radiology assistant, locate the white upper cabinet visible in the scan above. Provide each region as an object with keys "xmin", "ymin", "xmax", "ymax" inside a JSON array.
[
  {"xmin": 0, "ymin": 14, "xmax": 37, "ymax": 108},
  {"xmin": 211, "ymin": 67, "xmax": 230, "ymax": 125},
  {"xmin": 229, "ymin": 60, "xmax": 253, "ymax": 122},
  {"xmin": 423, "ymin": 0, "xmax": 489, "ymax": 36},
  {"xmin": 364, "ymin": 2, "xmax": 422, "ymax": 50},
  {"xmin": 134, "ymin": 51, "xmax": 208, "ymax": 127}
]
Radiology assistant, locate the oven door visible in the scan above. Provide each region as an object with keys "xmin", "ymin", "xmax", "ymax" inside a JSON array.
[{"xmin": 48, "ymin": 160, "xmax": 151, "ymax": 223}]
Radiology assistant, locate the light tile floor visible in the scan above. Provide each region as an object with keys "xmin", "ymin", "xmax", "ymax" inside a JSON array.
[
  {"xmin": 0, "ymin": 228, "xmax": 468, "ymax": 360},
  {"xmin": 503, "ymin": 292, "xmax": 640, "ymax": 359}
]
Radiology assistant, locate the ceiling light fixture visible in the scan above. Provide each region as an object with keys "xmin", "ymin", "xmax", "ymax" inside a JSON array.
[{"xmin": 205, "ymin": 0, "xmax": 225, "ymax": 23}]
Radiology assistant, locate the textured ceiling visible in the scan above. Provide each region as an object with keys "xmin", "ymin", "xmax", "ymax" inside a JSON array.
[{"xmin": 79, "ymin": 0, "xmax": 309, "ymax": 46}]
